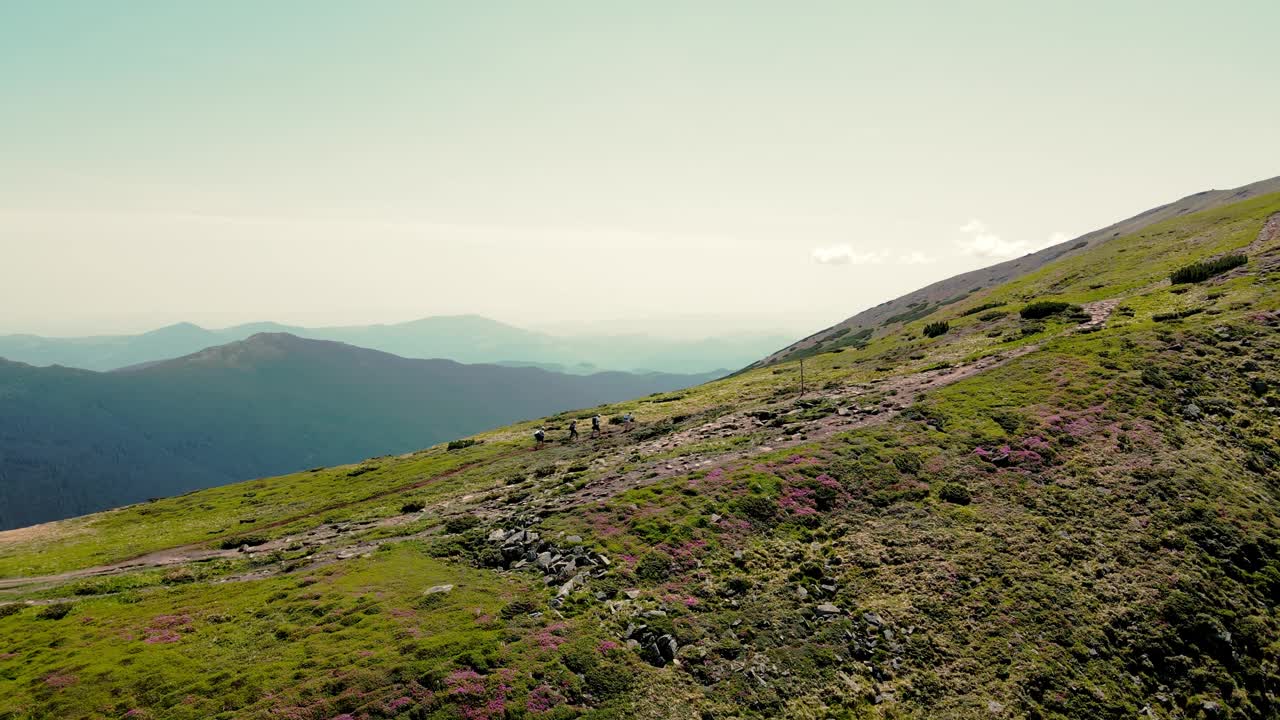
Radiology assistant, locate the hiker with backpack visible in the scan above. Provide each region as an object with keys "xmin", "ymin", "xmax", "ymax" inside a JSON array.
[
  {"xmin": 590, "ymin": 414, "xmax": 601, "ymax": 438},
  {"xmin": 569, "ymin": 419, "xmax": 579, "ymax": 441},
  {"xmin": 533, "ymin": 427, "xmax": 546, "ymax": 449},
  {"xmin": 623, "ymin": 412, "xmax": 636, "ymax": 432}
]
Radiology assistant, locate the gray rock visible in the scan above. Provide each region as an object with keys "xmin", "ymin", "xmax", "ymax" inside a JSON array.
[
  {"xmin": 816, "ymin": 603, "xmax": 841, "ymax": 616},
  {"xmin": 796, "ymin": 586, "xmax": 809, "ymax": 600},
  {"xmin": 657, "ymin": 634, "xmax": 678, "ymax": 662},
  {"xmin": 424, "ymin": 584, "xmax": 454, "ymax": 595},
  {"xmin": 1182, "ymin": 403, "xmax": 1202, "ymax": 420},
  {"xmin": 488, "ymin": 529, "xmax": 506, "ymax": 542},
  {"xmin": 987, "ymin": 700, "xmax": 1004, "ymax": 714},
  {"xmin": 863, "ymin": 612, "xmax": 883, "ymax": 626},
  {"xmin": 565, "ymin": 535, "xmax": 583, "ymax": 544},
  {"xmin": 624, "ymin": 589, "xmax": 642, "ymax": 600}
]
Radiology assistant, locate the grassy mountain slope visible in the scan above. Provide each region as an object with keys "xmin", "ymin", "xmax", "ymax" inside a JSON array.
[
  {"xmin": 1, "ymin": 190, "xmax": 1279, "ymax": 719},
  {"xmin": 0, "ymin": 334, "xmax": 718, "ymax": 530},
  {"xmin": 0, "ymin": 315, "xmax": 788, "ymax": 375},
  {"xmin": 757, "ymin": 175, "xmax": 1280, "ymax": 366}
]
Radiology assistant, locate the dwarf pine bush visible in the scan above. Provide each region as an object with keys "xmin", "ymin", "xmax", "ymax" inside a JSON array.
[
  {"xmin": 1019, "ymin": 300, "xmax": 1071, "ymax": 319},
  {"xmin": 960, "ymin": 302, "xmax": 1003, "ymax": 317},
  {"xmin": 922, "ymin": 321, "xmax": 950, "ymax": 338},
  {"xmin": 1170, "ymin": 254, "xmax": 1247, "ymax": 284}
]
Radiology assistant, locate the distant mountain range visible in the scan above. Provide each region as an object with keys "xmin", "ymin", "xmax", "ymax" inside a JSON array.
[
  {"xmin": 0, "ymin": 333, "xmax": 719, "ymax": 529},
  {"xmin": 0, "ymin": 315, "xmax": 788, "ymax": 375}
]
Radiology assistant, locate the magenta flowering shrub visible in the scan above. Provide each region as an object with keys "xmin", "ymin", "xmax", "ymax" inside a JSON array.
[
  {"xmin": 525, "ymin": 684, "xmax": 565, "ymax": 714},
  {"xmin": 777, "ymin": 473, "xmax": 849, "ymax": 518},
  {"xmin": 384, "ymin": 696, "xmax": 414, "ymax": 713},
  {"xmin": 645, "ymin": 538, "xmax": 710, "ymax": 577},
  {"xmin": 531, "ymin": 622, "xmax": 570, "ymax": 650},
  {"xmin": 778, "ymin": 485, "xmax": 819, "ymax": 516},
  {"xmin": 972, "ymin": 444, "xmax": 1044, "ymax": 470},
  {"xmin": 446, "ymin": 668, "xmax": 510, "ymax": 720}
]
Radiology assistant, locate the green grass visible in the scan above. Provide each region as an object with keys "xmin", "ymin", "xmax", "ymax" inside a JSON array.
[{"xmin": 3, "ymin": 191, "xmax": 1280, "ymax": 718}]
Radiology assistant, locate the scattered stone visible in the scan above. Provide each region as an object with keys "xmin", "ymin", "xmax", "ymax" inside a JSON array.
[
  {"xmin": 424, "ymin": 584, "xmax": 453, "ymax": 595},
  {"xmin": 1182, "ymin": 403, "xmax": 1203, "ymax": 420},
  {"xmin": 796, "ymin": 587, "xmax": 809, "ymax": 600},
  {"xmin": 987, "ymin": 700, "xmax": 1005, "ymax": 714},
  {"xmin": 816, "ymin": 603, "xmax": 841, "ymax": 616},
  {"xmin": 624, "ymin": 589, "xmax": 642, "ymax": 600}
]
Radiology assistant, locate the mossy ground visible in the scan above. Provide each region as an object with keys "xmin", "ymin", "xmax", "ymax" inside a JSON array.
[{"xmin": 3, "ymin": 194, "xmax": 1280, "ymax": 719}]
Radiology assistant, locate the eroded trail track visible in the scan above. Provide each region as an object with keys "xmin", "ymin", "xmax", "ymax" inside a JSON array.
[
  {"xmin": 0, "ymin": 457, "xmax": 499, "ymax": 591},
  {"xmin": 1, "ymin": 343, "xmax": 1041, "ymax": 592}
]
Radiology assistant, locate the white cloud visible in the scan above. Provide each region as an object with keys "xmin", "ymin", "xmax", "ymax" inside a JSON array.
[
  {"xmin": 898, "ymin": 250, "xmax": 936, "ymax": 264},
  {"xmin": 810, "ymin": 244, "xmax": 889, "ymax": 265},
  {"xmin": 956, "ymin": 219, "xmax": 1071, "ymax": 259},
  {"xmin": 962, "ymin": 217, "xmax": 1049, "ymax": 258}
]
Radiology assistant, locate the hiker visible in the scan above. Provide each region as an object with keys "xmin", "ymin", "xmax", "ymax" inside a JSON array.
[
  {"xmin": 623, "ymin": 412, "xmax": 635, "ymax": 432},
  {"xmin": 534, "ymin": 427, "xmax": 546, "ymax": 449},
  {"xmin": 568, "ymin": 419, "xmax": 579, "ymax": 441},
  {"xmin": 590, "ymin": 414, "xmax": 601, "ymax": 438}
]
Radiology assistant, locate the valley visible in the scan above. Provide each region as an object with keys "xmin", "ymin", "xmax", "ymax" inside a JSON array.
[{"xmin": 2, "ymin": 188, "xmax": 1278, "ymax": 718}]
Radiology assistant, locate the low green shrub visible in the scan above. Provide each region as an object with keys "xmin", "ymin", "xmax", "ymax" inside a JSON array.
[
  {"xmin": 444, "ymin": 515, "xmax": 481, "ymax": 534},
  {"xmin": 1170, "ymin": 254, "xmax": 1247, "ymax": 284},
  {"xmin": 938, "ymin": 483, "xmax": 971, "ymax": 505},
  {"xmin": 37, "ymin": 602, "xmax": 74, "ymax": 620},
  {"xmin": 635, "ymin": 552, "xmax": 673, "ymax": 582}
]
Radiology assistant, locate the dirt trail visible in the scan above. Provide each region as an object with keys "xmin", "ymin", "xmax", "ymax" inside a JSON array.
[
  {"xmin": 1, "ymin": 343, "xmax": 1042, "ymax": 592},
  {"xmin": 524, "ymin": 343, "xmax": 1041, "ymax": 517},
  {"xmin": 0, "ymin": 455, "xmax": 507, "ymax": 591},
  {"xmin": 1079, "ymin": 299, "xmax": 1120, "ymax": 331}
]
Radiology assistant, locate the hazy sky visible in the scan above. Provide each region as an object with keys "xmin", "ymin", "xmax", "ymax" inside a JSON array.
[{"xmin": 2, "ymin": 1, "xmax": 1278, "ymax": 337}]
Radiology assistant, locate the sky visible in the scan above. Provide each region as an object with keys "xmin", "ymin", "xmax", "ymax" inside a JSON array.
[{"xmin": 2, "ymin": 1, "xmax": 1278, "ymax": 338}]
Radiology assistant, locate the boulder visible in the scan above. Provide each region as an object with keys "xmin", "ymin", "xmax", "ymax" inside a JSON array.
[
  {"xmin": 657, "ymin": 634, "xmax": 678, "ymax": 662},
  {"xmin": 424, "ymin": 584, "xmax": 454, "ymax": 595}
]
